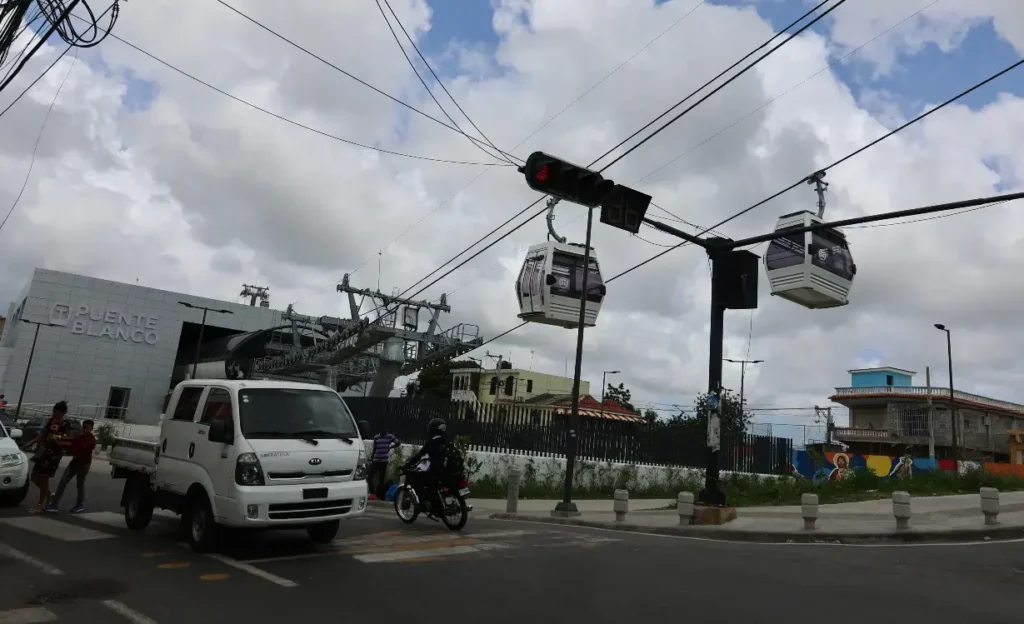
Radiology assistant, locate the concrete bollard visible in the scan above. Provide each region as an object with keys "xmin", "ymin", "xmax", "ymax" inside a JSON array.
[
  {"xmin": 800, "ymin": 493, "xmax": 819, "ymax": 531},
  {"xmin": 892, "ymin": 491, "xmax": 911, "ymax": 530},
  {"xmin": 506, "ymin": 468, "xmax": 522, "ymax": 514},
  {"xmin": 677, "ymin": 491, "xmax": 695, "ymax": 526},
  {"xmin": 613, "ymin": 489, "xmax": 629, "ymax": 522},
  {"xmin": 980, "ymin": 487, "xmax": 1000, "ymax": 526}
]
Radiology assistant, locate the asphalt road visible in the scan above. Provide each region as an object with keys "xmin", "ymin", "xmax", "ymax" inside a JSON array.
[{"xmin": 2, "ymin": 459, "xmax": 1024, "ymax": 624}]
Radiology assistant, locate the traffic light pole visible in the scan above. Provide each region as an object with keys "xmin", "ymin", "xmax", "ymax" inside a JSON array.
[
  {"xmin": 702, "ymin": 251, "xmax": 726, "ymax": 506},
  {"xmin": 554, "ymin": 206, "xmax": 595, "ymax": 517}
]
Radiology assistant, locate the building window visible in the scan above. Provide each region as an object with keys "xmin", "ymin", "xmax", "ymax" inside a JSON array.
[
  {"xmin": 526, "ymin": 379, "xmax": 533, "ymax": 393},
  {"xmin": 504, "ymin": 376, "xmax": 514, "ymax": 396},
  {"xmin": 489, "ymin": 377, "xmax": 498, "ymax": 395},
  {"xmin": 886, "ymin": 374, "xmax": 894, "ymax": 386}
]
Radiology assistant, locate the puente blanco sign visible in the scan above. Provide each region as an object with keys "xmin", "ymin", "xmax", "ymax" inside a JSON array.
[{"xmin": 50, "ymin": 302, "xmax": 160, "ymax": 345}]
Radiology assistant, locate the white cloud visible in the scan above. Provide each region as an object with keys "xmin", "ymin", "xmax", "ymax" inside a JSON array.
[{"xmin": 1, "ymin": 0, "xmax": 1023, "ymax": 428}]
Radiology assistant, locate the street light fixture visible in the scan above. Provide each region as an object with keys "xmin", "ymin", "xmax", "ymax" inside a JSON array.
[
  {"xmin": 13, "ymin": 318, "xmax": 59, "ymax": 420},
  {"xmin": 934, "ymin": 323, "xmax": 959, "ymax": 462},
  {"xmin": 179, "ymin": 302, "xmax": 234, "ymax": 379},
  {"xmin": 723, "ymin": 358, "xmax": 763, "ymax": 411},
  {"xmin": 599, "ymin": 370, "xmax": 621, "ymax": 420}
]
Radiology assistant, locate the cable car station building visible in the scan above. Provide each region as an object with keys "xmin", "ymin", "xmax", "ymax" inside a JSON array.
[{"xmin": 830, "ymin": 367, "xmax": 1024, "ymax": 461}]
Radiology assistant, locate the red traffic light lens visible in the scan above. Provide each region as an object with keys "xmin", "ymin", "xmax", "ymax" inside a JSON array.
[{"xmin": 535, "ymin": 164, "xmax": 550, "ymax": 182}]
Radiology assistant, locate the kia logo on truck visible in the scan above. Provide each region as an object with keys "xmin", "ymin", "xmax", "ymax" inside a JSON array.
[{"xmin": 308, "ymin": 458, "xmax": 322, "ymax": 466}]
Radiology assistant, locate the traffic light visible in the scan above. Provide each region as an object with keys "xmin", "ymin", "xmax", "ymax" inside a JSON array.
[{"xmin": 521, "ymin": 151, "xmax": 615, "ymax": 208}]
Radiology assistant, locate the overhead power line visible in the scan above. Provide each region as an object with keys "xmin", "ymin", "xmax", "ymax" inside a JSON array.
[
  {"xmin": 59, "ymin": 13, "xmax": 506, "ymax": 167},
  {"xmin": 377, "ymin": 0, "xmax": 515, "ymax": 166},
  {"xmin": 214, "ymin": 0, "xmax": 510, "ymax": 165},
  {"xmin": 467, "ymin": 53, "xmax": 1024, "ymax": 353},
  {"xmin": 385, "ymin": 0, "xmax": 844, "ymax": 308},
  {"xmin": 0, "ymin": 0, "xmax": 118, "ymax": 96}
]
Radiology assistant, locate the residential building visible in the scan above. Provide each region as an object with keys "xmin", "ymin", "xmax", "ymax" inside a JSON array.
[
  {"xmin": 450, "ymin": 367, "xmax": 590, "ymax": 405},
  {"xmin": 829, "ymin": 366, "xmax": 1024, "ymax": 461}
]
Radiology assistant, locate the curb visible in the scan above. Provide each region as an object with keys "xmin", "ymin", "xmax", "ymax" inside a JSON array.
[{"xmin": 486, "ymin": 512, "xmax": 1024, "ymax": 545}]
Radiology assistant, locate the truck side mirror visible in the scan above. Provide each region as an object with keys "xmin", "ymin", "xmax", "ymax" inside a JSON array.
[
  {"xmin": 208, "ymin": 419, "xmax": 234, "ymax": 445},
  {"xmin": 357, "ymin": 420, "xmax": 370, "ymax": 439}
]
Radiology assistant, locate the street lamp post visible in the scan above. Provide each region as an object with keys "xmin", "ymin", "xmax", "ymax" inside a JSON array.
[
  {"xmin": 13, "ymin": 319, "xmax": 59, "ymax": 420},
  {"xmin": 179, "ymin": 302, "xmax": 234, "ymax": 379},
  {"xmin": 723, "ymin": 358, "xmax": 763, "ymax": 410},
  {"xmin": 934, "ymin": 324, "xmax": 959, "ymax": 462},
  {"xmin": 599, "ymin": 370, "xmax": 621, "ymax": 420}
]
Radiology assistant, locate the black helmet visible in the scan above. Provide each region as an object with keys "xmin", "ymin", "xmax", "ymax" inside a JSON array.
[{"xmin": 427, "ymin": 418, "xmax": 447, "ymax": 438}]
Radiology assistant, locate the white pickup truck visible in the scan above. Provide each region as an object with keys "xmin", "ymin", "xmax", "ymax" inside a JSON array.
[{"xmin": 110, "ymin": 379, "xmax": 370, "ymax": 552}]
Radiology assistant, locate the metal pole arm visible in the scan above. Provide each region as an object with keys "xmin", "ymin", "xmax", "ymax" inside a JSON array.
[
  {"xmin": 724, "ymin": 191, "xmax": 1024, "ymax": 250},
  {"xmin": 642, "ymin": 217, "xmax": 712, "ymax": 249}
]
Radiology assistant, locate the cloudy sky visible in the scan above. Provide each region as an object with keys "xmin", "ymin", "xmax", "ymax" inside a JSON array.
[{"xmin": 1, "ymin": 0, "xmax": 1023, "ymax": 434}]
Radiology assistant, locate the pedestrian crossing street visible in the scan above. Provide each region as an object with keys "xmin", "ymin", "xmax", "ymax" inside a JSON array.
[{"xmin": 0, "ymin": 508, "xmax": 620, "ymax": 566}]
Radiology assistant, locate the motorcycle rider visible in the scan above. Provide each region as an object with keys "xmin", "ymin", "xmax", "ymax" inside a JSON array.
[{"xmin": 404, "ymin": 418, "xmax": 449, "ymax": 513}]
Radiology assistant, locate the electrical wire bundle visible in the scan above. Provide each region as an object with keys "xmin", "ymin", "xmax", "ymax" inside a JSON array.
[{"xmin": 0, "ymin": 0, "xmax": 119, "ymax": 95}]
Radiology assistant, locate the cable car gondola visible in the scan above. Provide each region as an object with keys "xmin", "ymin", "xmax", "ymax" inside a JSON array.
[
  {"xmin": 516, "ymin": 241, "xmax": 605, "ymax": 329},
  {"xmin": 764, "ymin": 210, "xmax": 855, "ymax": 309}
]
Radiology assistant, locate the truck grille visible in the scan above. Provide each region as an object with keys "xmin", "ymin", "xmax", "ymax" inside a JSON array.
[
  {"xmin": 268, "ymin": 498, "xmax": 353, "ymax": 520},
  {"xmin": 267, "ymin": 469, "xmax": 352, "ymax": 481}
]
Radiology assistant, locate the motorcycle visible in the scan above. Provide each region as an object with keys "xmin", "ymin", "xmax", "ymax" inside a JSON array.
[{"xmin": 393, "ymin": 449, "xmax": 472, "ymax": 531}]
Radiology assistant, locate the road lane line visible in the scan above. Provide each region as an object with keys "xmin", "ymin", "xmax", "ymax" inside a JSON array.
[
  {"xmin": 204, "ymin": 553, "xmax": 298, "ymax": 588},
  {"xmin": 354, "ymin": 542, "xmax": 509, "ymax": 563},
  {"xmin": 101, "ymin": 600, "xmax": 159, "ymax": 624},
  {"xmin": 0, "ymin": 516, "xmax": 113, "ymax": 542},
  {"xmin": 339, "ymin": 537, "xmax": 478, "ymax": 554},
  {"xmin": 0, "ymin": 607, "xmax": 58, "ymax": 624},
  {"xmin": 0, "ymin": 543, "xmax": 63, "ymax": 575}
]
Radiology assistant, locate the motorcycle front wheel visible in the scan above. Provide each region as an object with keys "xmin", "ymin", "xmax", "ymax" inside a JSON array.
[
  {"xmin": 394, "ymin": 485, "xmax": 420, "ymax": 524},
  {"xmin": 440, "ymin": 491, "xmax": 468, "ymax": 531}
]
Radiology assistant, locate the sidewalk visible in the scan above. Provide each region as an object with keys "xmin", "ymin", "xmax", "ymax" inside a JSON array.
[{"xmin": 482, "ymin": 493, "xmax": 1024, "ymax": 544}]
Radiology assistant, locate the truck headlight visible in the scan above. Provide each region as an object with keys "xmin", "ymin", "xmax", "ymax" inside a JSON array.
[
  {"xmin": 235, "ymin": 452, "xmax": 265, "ymax": 486},
  {"xmin": 354, "ymin": 449, "xmax": 367, "ymax": 481},
  {"xmin": 0, "ymin": 453, "xmax": 24, "ymax": 467}
]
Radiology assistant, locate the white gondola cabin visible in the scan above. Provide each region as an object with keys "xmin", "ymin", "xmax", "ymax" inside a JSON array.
[
  {"xmin": 516, "ymin": 241, "xmax": 605, "ymax": 329},
  {"xmin": 764, "ymin": 210, "xmax": 856, "ymax": 309}
]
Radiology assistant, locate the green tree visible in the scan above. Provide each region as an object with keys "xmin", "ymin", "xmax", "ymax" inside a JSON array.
[
  {"xmin": 669, "ymin": 389, "xmax": 749, "ymax": 437},
  {"xmin": 414, "ymin": 359, "xmax": 480, "ymax": 400},
  {"xmin": 642, "ymin": 409, "xmax": 659, "ymax": 424},
  {"xmin": 604, "ymin": 382, "xmax": 636, "ymax": 412}
]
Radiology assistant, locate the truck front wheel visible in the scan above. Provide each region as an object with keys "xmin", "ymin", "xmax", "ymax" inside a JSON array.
[
  {"xmin": 123, "ymin": 480, "xmax": 154, "ymax": 530},
  {"xmin": 307, "ymin": 520, "xmax": 340, "ymax": 544}
]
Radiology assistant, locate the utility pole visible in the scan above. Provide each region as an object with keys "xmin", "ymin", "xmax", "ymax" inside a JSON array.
[
  {"xmin": 724, "ymin": 358, "xmax": 762, "ymax": 411},
  {"xmin": 934, "ymin": 324, "xmax": 959, "ymax": 463},
  {"xmin": 599, "ymin": 370, "xmax": 620, "ymax": 421},
  {"xmin": 239, "ymin": 284, "xmax": 270, "ymax": 307},
  {"xmin": 926, "ymin": 366, "xmax": 935, "ymax": 460},
  {"xmin": 13, "ymin": 319, "xmax": 58, "ymax": 420},
  {"xmin": 179, "ymin": 302, "xmax": 234, "ymax": 379}
]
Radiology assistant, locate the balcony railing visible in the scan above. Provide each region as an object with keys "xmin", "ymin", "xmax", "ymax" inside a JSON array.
[
  {"xmin": 832, "ymin": 427, "xmax": 894, "ymax": 441},
  {"xmin": 831, "ymin": 386, "xmax": 1024, "ymax": 414}
]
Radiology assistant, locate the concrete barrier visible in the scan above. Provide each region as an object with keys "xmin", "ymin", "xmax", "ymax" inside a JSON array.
[
  {"xmin": 892, "ymin": 491, "xmax": 911, "ymax": 530},
  {"xmin": 677, "ymin": 492, "xmax": 694, "ymax": 526},
  {"xmin": 613, "ymin": 489, "xmax": 629, "ymax": 522},
  {"xmin": 800, "ymin": 493, "xmax": 819, "ymax": 531},
  {"xmin": 980, "ymin": 487, "xmax": 999, "ymax": 526}
]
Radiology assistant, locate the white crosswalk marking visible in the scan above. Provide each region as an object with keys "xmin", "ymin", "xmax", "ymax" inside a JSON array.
[
  {"xmin": 0, "ymin": 607, "xmax": 57, "ymax": 624},
  {"xmin": 0, "ymin": 516, "xmax": 112, "ymax": 542},
  {"xmin": 75, "ymin": 510, "xmax": 177, "ymax": 530},
  {"xmin": 353, "ymin": 542, "xmax": 509, "ymax": 563}
]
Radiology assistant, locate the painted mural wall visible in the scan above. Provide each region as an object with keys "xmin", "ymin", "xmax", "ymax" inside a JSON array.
[{"xmin": 787, "ymin": 450, "xmax": 987, "ymax": 482}]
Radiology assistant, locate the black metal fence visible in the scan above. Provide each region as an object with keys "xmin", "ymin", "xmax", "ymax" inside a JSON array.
[{"xmin": 346, "ymin": 398, "xmax": 792, "ymax": 475}]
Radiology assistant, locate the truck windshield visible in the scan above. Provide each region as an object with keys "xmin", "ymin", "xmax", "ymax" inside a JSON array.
[{"xmin": 238, "ymin": 389, "xmax": 359, "ymax": 440}]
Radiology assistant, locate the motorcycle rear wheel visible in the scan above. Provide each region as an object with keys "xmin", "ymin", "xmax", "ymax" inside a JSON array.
[{"xmin": 394, "ymin": 486, "xmax": 419, "ymax": 524}]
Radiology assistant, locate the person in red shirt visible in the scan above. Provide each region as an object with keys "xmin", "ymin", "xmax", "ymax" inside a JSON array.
[{"xmin": 46, "ymin": 420, "xmax": 95, "ymax": 513}]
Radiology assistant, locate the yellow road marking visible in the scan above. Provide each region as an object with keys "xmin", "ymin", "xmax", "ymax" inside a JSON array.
[
  {"xmin": 200, "ymin": 573, "xmax": 230, "ymax": 581},
  {"xmin": 157, "ymin": 562, "xmax": 190, "ymax": 569},
  {"xmin": 141, "ymin": 552, "xmax": 168, "ymax": 558}
]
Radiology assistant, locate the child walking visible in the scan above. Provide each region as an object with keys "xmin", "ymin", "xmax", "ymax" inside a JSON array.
[{"xmin": 46, "ymin": 420, "xmax": 96, "ymax": 513}]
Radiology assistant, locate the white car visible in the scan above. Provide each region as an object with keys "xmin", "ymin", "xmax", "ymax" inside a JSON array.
[{"xmin": 0, "ymin": 421, "xmax": 29, "ymax": 506}]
